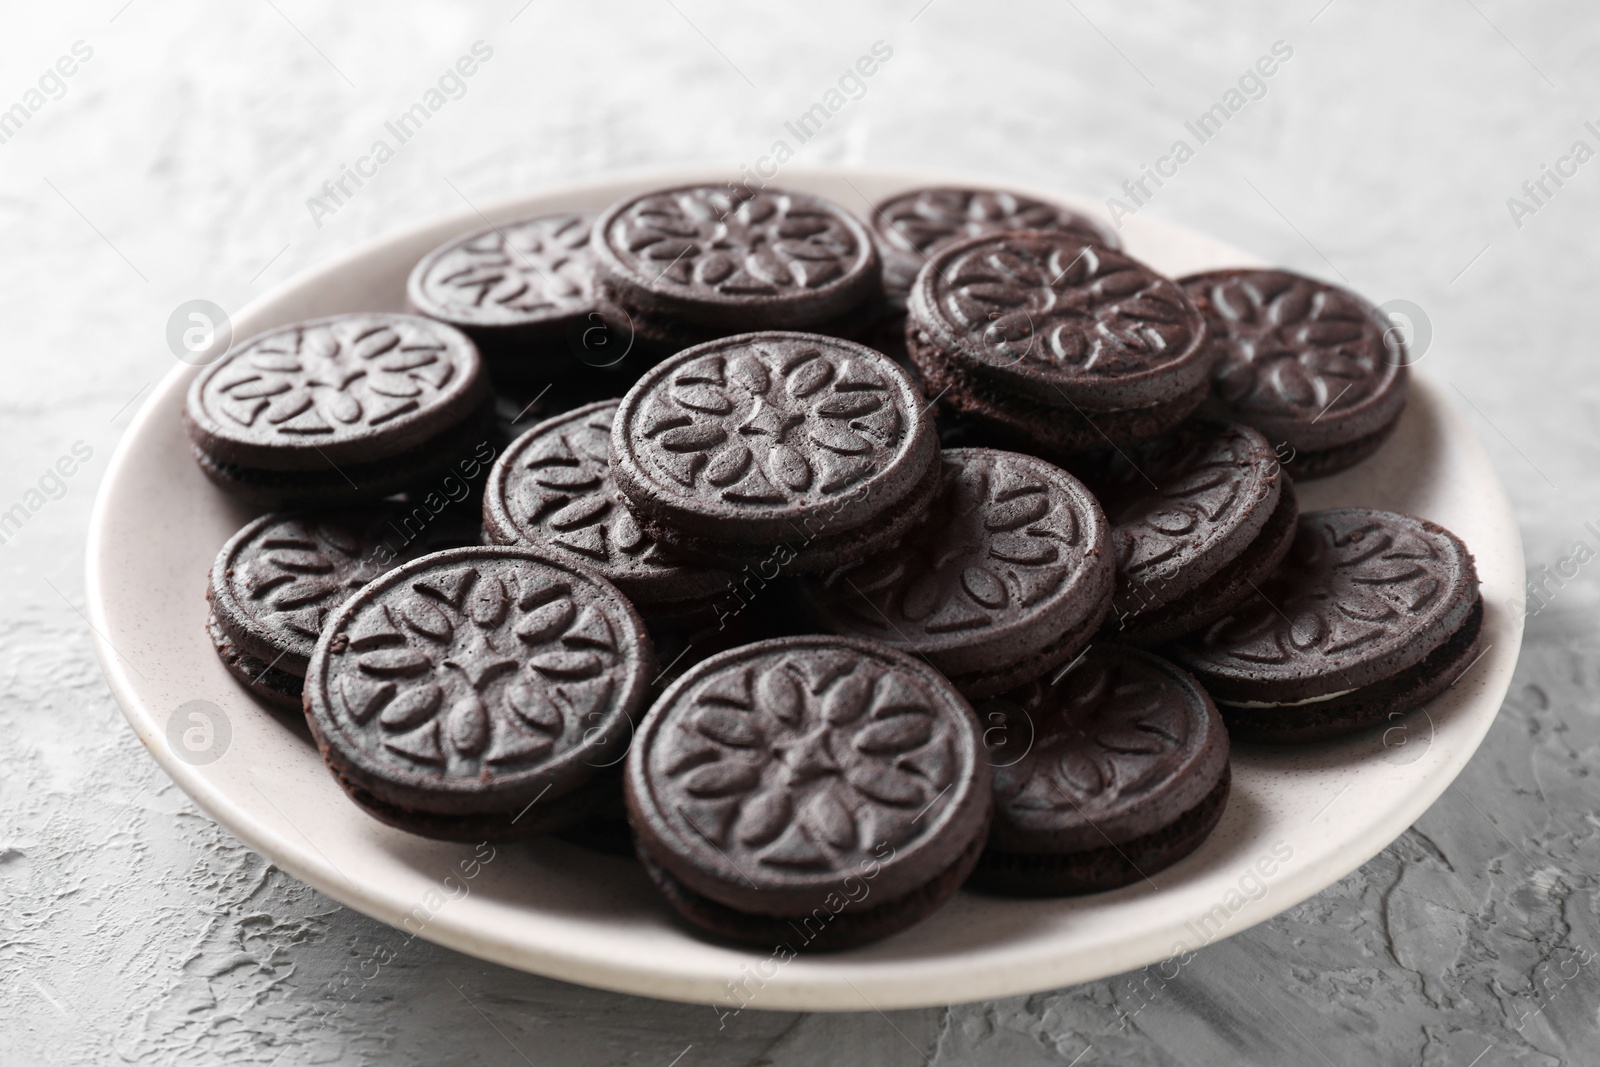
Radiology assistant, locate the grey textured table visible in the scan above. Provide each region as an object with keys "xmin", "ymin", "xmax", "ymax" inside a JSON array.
[{"xmin": 3, "ymin": 1, "xmax": 1593, "ymax": 1063}]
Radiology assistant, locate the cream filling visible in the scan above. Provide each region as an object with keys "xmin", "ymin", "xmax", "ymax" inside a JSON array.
[{"xmin": 1217, "ymin": 688, "xmax": 1358, "ymax": 710}]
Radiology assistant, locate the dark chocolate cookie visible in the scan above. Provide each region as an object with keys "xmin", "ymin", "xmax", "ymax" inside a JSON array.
[
  {"xmin": 871, "ymin": 186, "xmax": 1118, "ymax": 304},
  {"xmin": 592, "ymin": 185, "xmax": 882, "ymax": 347},
  {"xmin": 970, "ymin": 644, "xmax": 1230, "ymax": 895},
  {"xmin": 304, "ymin": 546, "xmax": 654, "ymax": 839},
  {"xmin": 625, "ymin": 635, "xmax": 991, "ymax": 949},
  {"xmin": 185, "ymin": 314, "xmax": 492, "ymax": 507},
  {"xmin": 805, "ymin": 448, "xmax": 1114, "ymax": 699},
  {"xmin": 484, "ymin": 400, "xmax": 732, "ymax": 614},
  {"xmin": 906, "ymin": 232, "xmax": 1213, "ymax": 455},
  {"xmin": 1179, "ymin": 269, "xmax": 1407, "ymax": 479},
  {"xmin": 610, "ymin": 332, "xmax": 940, "ymax": 573},
  {"xmin": 1086, "ymin": 419, "xmax": 1298, "ymax": 643},
  {"xmin": 207, "ymin": 509, "xmax": 477, "ymax": 709},
  {"xmin": 406, "ymin": 212, "xmax": 596, "ymax": 375},
  {"xmin": 1169, "ymin": 508, "xmax": 1482, "ymax": 743}
]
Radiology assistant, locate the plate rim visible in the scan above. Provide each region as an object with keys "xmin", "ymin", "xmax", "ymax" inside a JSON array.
[{"xmin": 85, "ymin": 165, "xmax": 1526, "ymax": 1011}]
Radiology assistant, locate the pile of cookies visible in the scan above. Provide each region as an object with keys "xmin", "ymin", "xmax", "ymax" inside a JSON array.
[{"xmin": 186, "ymin": 181, "xmax": 1481, "ymax": 951}]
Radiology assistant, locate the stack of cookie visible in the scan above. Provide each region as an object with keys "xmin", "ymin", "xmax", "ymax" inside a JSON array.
[{"xmin": 185, "ymin": 179, "xmax": 1479, "ymax": 952}]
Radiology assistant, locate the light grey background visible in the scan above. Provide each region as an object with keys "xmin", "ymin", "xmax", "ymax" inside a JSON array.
[{"xmin": 3, "ymin": 1, "xmax": 1595, "ymax": 1063}]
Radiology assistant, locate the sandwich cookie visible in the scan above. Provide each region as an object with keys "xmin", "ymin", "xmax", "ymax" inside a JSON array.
[
  {"xmin": 206, "ymin": 509, "xmax": 476, "ymax": 710},
  {"xmin": 185, "ymin": 314, "xmax": 493, "ymax": 507},
  {"xmin": 805, "ymin": 448, "xmax": 1114, "ymax": 699},
  {"xmin": 625, "ymin": 636, "xmax": 991, "ymax": 950},
  {"xmin": 870, "ymin": 185, "xmax": 1118, "ymax": 307},
  {"xmin": 591, "ymin": 185, "xmax": 883, "ymax": 354},
  {"xmin": 484, "ymin": 400, "xmax": 734, "ymax": 621},
  {"xmin": 971, "ymin": 644, "xmax": 1230, "ymax": 896},
  {"xmin": 406, "ymin": 212, "xmax": 600, "ymax": 379},
  {"xmin": 1085, "ymin": 419, "xmax": 1298, "ymax": 644},
  {"xmin": 1169, "ymin": 508, "xmax": 1482, "ymax": 744},
  {"xmin": 906, "ymin": 232, "xmax": 1214, "ymax": 456},
  {"xmin": 609, "ymin": 332, "xmax": 941, "ymax": 573},
  {"xmin": 1180, "ymin": 269, "xmax": 1407, "ymax": 479},
  {"xmin": 304, "ymin": 546, "xmax": 654, "ymax": 840}
]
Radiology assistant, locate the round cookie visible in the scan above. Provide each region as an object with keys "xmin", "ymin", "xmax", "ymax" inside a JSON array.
[
  {"xmin": 591, "ymin": 184, "xmax": 882, "ymax": 351},
  {"xmin": 185, "ymin": 313, "xmax": 493, "ymax": 507},
  {"xmin": 484, "ymin": 400, "xmax": 733, "ymax": 616},
  {"xmin": 906, "ymin": 232, "xmax": 1214, "ymax": 456},
  {"xmin": 406, "ymin": 212, "xmax": 597, "ymax": 377},
  {"xmin": 871, "ymin": 186, "xmax": 1118, "ymax": 305},
  {"xmin": 1169, "ymin": 508, "xmax": 1482, "ymax": 744},
  {"xmin": 609, "ymin": 332, "xmax": 941, "ymax": 573},
  {"xmin": 206, "ymin": 509, "xmax": 477, "ymax": 710},
  {"xmin": 625, "ymin": 636, "xmax": 992, "ymax": 950},
  {"xmin": 1179, "ymin": 269, "xmax": 1408, "ymax": 479},
  {"xmin": 304, "ymin": 546, "xmax": 655, "ymax": 840},
  {"xmin": 970, "ymin": 644, "xmax": 1230, "ymax": 896},
  {"xmin": 805, "ymin": 448, "xmax": 1114, "ymax": 699},
  {"xmin": 1085, "ymin": 419, "xmax": 1299, "ymax": 644}
]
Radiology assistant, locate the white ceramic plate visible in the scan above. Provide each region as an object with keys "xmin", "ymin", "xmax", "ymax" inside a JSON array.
[{"xmin": 87, "ymin": 168, "xmax": 1524, "ymax": 1011}]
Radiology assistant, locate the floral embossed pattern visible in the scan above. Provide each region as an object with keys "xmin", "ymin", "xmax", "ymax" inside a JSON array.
[
  {"xmin": 600, "ymin": 186, "xmax": 870, "ymax": 298},
  {"xmin": 926, "ymin": 234, "xmax": 1204, "ymax": 376},
  {"xmin": 317, "ymin": 554, "xmax": 641, "ymax": 782},
  {"xmin": 623, "ymin": 337, "xmax": 910, "ymax": 510},
  {"xmin": 217, "ymin": 510, "xmax": 475, "ymax": 670},
  {"xmin": 219, "ymin": 514, "xmax": 400, "ymax": 664},
  {"xmin": 875, "ymin": 187, "xmax": 1113, "ymax": 265},
  {"xmin": 1183, "ymin": 270, "xmax": 1399, "ymax": 421},
  {"xmin": 194, "ymin": 314, "xmax": 479, "ymax": 453},
  {"xmin": 1089, "ymin": 422, "xmax": 1276, "ymax": 605},
  {"xmin": 985, "ymin": 647, "xmax": 1202, "ymax": 832},
  {"xmin": 643, "ymin": 643, "xmax": 973, "ymax": 878},
  {"xmin": 487, "ymin": 402, "xmax": 727, "ymax": 601},
  {"xmin": 410, "ymin": 213, "xmax": 594, "ymax": 326},
  {"xmin": 1175, "ymin": 509, "xmax": 1475, "ymax": 685},
  {"xmin": 818, "ymin": 450, "xmax": 1104, "ymax": 648}
]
